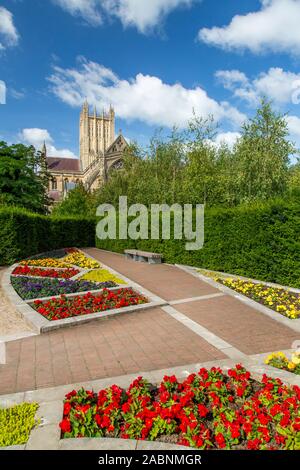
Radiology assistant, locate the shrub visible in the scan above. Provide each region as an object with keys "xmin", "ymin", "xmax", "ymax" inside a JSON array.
[
  {"xmin": 0, "ymin": 403, "xmax": 39, "ymax": 447},
  {"xmin": 96, "ymin": 197, "xmax": 300, "ymax": 288},
  {"xmin": 0, "ymin": 206, "xmax": 96, "ymax": 265}
]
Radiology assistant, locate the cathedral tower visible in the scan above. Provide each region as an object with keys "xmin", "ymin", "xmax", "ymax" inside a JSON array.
[{"xmin": 79, "ymin": 101, "xmax": 115, "ymax": 172}]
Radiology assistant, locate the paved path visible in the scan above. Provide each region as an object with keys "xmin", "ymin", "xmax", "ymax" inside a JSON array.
[
  {"xmin": 0, "ymin": 248, "xmax": 298, "ymax": 395},
  {"xmin": 86, "ymin": 248, "xmax": 218, "ymax": 301},
  {"xmin": 0, "ymin": 268, "xmax": 32, "ymax": 338}
]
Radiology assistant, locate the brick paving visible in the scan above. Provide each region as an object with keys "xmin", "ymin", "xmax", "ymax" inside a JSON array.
[
  {"xmin": 1, "ymin": 248, "xmax": 299, "ymax": 395},
  {"xmin": 85, "ymin": 248, "xmax": 218, "ymax": 301},
  {"xmin": 0, "ymin": 307, "xmax": 225, "ymax": 394},
  {"xmin": 176, "ymin": 295, "xmax": 300, "ymax": 355}
]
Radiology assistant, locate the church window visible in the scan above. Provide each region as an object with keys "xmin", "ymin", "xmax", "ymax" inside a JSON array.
[{"xmin": 52, "ymin": 178, "xmax": 57, "ymax": 190}]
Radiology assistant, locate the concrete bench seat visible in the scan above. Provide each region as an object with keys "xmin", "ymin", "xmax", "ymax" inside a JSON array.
[{"xmin": 124, "ymin": 249, "xmax": 163, "ymax": 264}]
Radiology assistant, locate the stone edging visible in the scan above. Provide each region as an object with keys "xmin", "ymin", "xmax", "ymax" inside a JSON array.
[{"xmin": 176, "ymin": 264, "xmax": 300, "ymax": 333}]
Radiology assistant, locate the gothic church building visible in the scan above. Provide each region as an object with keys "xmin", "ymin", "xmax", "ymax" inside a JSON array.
[{"xmin": 45, "ymin": 102, "xmax": 128, "ymax": 202}]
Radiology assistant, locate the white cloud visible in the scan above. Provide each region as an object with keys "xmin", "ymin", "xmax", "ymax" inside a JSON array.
[
  {"xmin": 216, "ymin": 67, "xmax": 300, "ymax": 107},
  {"xmin": 53, "ymin": 0, "xmax": 102, "ymax": 26},
  {"xmin": 198, "ymin": 0, "xmax": 300, "ymax": 56},
  {"xmin": 0, "ymin": 7, "xmax": 19, "ymax": 50},
  {"xmin": 53, "ymin": 0, "xmax": 198, "ymax": 33},
  {"xmin": 10, "ymin": 88, "xmax": 25, "ymax": 100},
  {"xmin": 48, "ymin": 57, "xmax": 245, "ymax": 129},
  {"xmin": 286, "ymin": 115, "xmax": 300, "ymax": 142},
  {"xmin": 0, "ymin": 80, "xmax": 6, "ymax": 104},
  {"xmin": 20, "ymin": 128, "xmax": 76, "ymax": 158},
  {"xmin": 214, "ymin": 131, "xmax": 241, "ymax": 148},
  {"xmin": 215, "ymin": 70, "xmax": 248, "ymax": 90},
  {"xmin": 103, "ymin": 0, "xmax": 196, "ymax": 33}
]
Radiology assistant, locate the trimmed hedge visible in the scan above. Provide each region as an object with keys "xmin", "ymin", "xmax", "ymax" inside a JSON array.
[
  {"xmin": 0, "ymin": 207, "xmax": 96, "ymax": 265},
  {"xmin": 96, "ymin": 198, "xmax": 300, "ymax": 288}
]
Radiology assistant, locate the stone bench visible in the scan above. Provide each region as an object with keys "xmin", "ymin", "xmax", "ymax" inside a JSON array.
[{"xmin": 124, "ymin": 249, "xmax": 163, "ymax": 264}]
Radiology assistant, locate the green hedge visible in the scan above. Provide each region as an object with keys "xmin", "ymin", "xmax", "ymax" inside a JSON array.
[
  {"xmin": 96, "ymin": 198, "xmax": 300, "ymax": 288},
  {"xmin": 0, "ymin": 207, "xmax": 96, "ymax": 265}
]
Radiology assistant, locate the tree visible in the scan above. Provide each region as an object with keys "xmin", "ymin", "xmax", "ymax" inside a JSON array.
[
  {"xmin": 183, "ymin": 116, "xmax": 219, "ymax": 205},
  {"xmin": 51, "ymin": 182, "xmax": 95, "ymax": 217},
  {"xmin": 0, "ymin": 141, "xmax": 50, "ymax": 213},
  {"xmin": 235, "ymin": 99, "xmax": 295, "ymax": 202},
  {"xmin": 288, "ymin": 161, "xmax": 300, "ymax": 195}
]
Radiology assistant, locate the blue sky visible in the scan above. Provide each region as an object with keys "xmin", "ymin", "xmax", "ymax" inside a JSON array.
[{"xmin": 1, "ymin": 0, "xmax": 300, "ymax": 158}]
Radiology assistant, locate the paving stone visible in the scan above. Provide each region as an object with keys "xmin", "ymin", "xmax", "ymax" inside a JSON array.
[
  {"xmin": 0, "ymin": 306, "xmax": 224, "ymax": 394},
  {"xmin": 0, "ymin": 445, "xmax": 26, "ymax": 450},
  {"xmin": 85, "ymin": 248, "xmax": 218, "ymax": 301},
  {"xmin": 136, "ymin": 441, "xmax": 190, "ymax": 451},
  {"xmin": 36, "ymin": 400, "xmax": 63, "ymax": 426},
  {"xmin": 59, "ymin": 438, "xmax": 137, "ymax": 450},
  {"xmin": 25, "ymin": 424, "xmax": 60, "ymax": 450},
  {"xmin": 175, "ymin": 295, "xmax": 300, "ymax": 355}
]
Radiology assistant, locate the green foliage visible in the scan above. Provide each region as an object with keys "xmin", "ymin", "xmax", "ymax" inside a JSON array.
[
  {"xmin": 235, "ymin": 99, "xmax": 294, "ymax": 202},
  {"xmin": 288, "ymin": 162, "xmax": 300, "ymax": 194},
  {"xmin": 52, "ymin": 182, "xmax": 96, "ymax": 217},
  {"xmin": 94, "ymin": 101, "xmax": 295, "ymax": 208},
  {"xmin": 0, "ymin": 206, "xmax": 96, "ymax": 265},
  {"xmin": 0, "ymin": 403, "xmax": 39, "ymax": 447},
  {"xmin": 96, "ymin": 195, "xmax": 300, "ymax": 288},
  {"xmin": 0, "ymin": 141, "xmax": 50, "ymax": 213}
]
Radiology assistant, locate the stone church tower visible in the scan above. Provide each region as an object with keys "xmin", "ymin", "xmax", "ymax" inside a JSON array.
[
  {"xmin": 79, "ymin": 101, "xmax": 115, "ymax": 171},
  {"xmin": 46, "ymin": 102, "xmax": 128, "ymax": 202}
]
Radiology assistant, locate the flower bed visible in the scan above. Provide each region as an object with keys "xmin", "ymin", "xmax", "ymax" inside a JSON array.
[
  {"xmin": 19, "ymin": 258, "xmax": 71, "ymax": 268},
  {"xmin": 33, "ymin": 288, "xmax": 148, "ymax": 321},
  {"xmin": 63, "ymin": 252, "xmax": 100, "ymax": 269},
  {"xmin": 28, "ymin": 248, "xmax": 70, "ymax": 260},
  {"xmin": 10, "ymin": 276, "xmax": 117, "ymax": 300},
  {"xmin": 215, "ymin": 277, "xmax": 300, "ymax": 319},
  {"xmin": 12, "ymin": 266, "xmax": 80, "ymax": 279},
  {"xmin": 0, "ymin": 403, "xmax": 39, "ymax": 447},
  {"xmin": 59, "ymin": 365, "xmax": 300, "ymax": 450},
  {"xmin": 265, "ymin": 351, "xmax": 300, "ymax": 375},
  {"xmin": 80, "ymin": 268, "xmax": 126, "ymax": 285}
]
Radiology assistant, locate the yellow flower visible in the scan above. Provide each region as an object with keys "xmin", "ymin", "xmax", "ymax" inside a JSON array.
[
  {"xmin": 288, "ymin": 362, "xmax": 296, "ymax": 370},
  {"xmin": 20, "ymin": 258, "xmax": 71, "ymax": 268},
  {"xmin": 80, "ymin": 269, "xmax": 126, "ymax": 284},
  {"xmin": 292, "ymin": 353, "xmax": 300, "ymax": 365},
  {"xmin": 63, "ymin": 252, "xmax": 100, "ymax": 269}
]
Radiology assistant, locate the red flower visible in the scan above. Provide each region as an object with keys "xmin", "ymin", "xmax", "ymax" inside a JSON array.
[
  {"xmin": 66, "ymin": 390, "xmax": 77, "ymax": 400},
  {"xmin": 242, "ymin": 422, "xmax": 252, "ymax": 435},
  {"xmin": 215, "ymin": 433, "xmax": 226, "ymax": 449},
  {"xmin": 230, "ymin": 425, "xmax": 240, "ymax": 439},
  {"xmin": 270, "ymin": 404, "xmax": 282, "ymax": 417},
  {"xmin": 59, "ymin": 418, "xmax": 71, "ymax": 434},
  {"xmin": 63, "ymin": 402, "xmax": 71, "ymax": 416},
  {"xmin": 247, "ymin": 438, "xmax": 261, "ymax": 450},
  {"xmin": 122, "ymin": 402, "xmax": 131, "ymax": 413},
  {"xmin": 198, "ymin": 404, "xmax": 209, "ymax": 418},
  {"xmin": 258, "ymin": 413, "xmax": 270, "ymax": 426}
]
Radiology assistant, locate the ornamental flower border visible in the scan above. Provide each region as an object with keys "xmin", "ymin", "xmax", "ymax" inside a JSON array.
[
  {"xmin": 1, "ymin": 249, "xmax": 167, "ymax": 334},
  {"xmin": 176, "ymin": 265, "xmax": 300, "ymax": 334},
  {"xmin": 59, "ymin": 365, "xmax": 300, "ymax": 450},
  {"xmin": 1, "ymin": 357, "xmax": 299, "ymax": 451}
]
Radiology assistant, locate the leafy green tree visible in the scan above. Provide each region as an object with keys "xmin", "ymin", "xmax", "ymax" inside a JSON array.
[
  {"xmin": 235, "ymin": 99, "xmax": 295, "ymax": 202},
  {"xmin": 288, "ymin": 161, "xmax": 300, "ymax": 195},
  {"xmin": 0, "ymin": 141, "xmax": 50, "ymax": 213},
  {"xmin": 51, "ymin": 182, "xmax": 95, "ymax": 217}
]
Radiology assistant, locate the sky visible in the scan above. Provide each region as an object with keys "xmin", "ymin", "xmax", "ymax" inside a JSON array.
[{"xmin": 1, "ymin": 0, "xmax": 300, "ymax": 158}]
